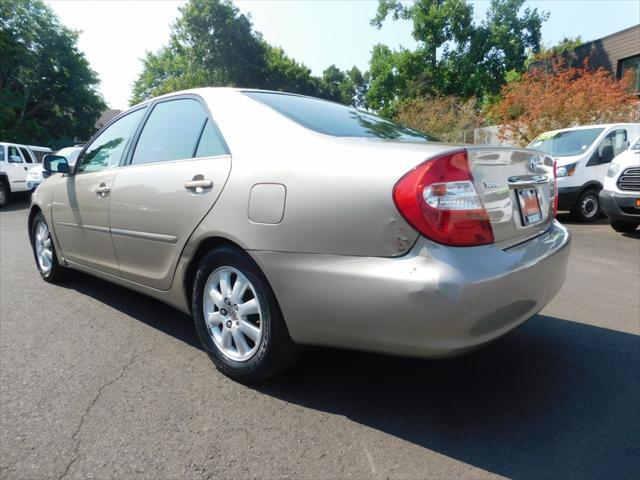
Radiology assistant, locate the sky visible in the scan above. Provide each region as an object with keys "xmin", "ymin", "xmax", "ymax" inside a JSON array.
[{"xmin": 46, "ymin": 0, "xmax": 640, "ymax": 110}]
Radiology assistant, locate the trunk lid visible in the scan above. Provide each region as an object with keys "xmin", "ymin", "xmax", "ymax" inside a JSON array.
[{"xmin": 466, "ymin": 147, "xmax": 555, "ymax": 247}]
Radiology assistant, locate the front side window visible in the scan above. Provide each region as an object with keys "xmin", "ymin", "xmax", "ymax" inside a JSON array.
[
  {"xmin": 243, "ymin": 91, "xmax": 435, "ymax": 141},
  {"xmin": 596, "ymin": 129, "xmax": 628, "ymax": 164},
  {"xmin": 131, "ymin": 98, "xmax": 225, "ymax": 166},
  {"xmin": 528, "ymin": 128, "xmax": 604, "ymax": 157},
  {"xmin": 0, "ymin": 146, "xmax": 4, "ymax": 162},
  {"xmin": 8, "ymin": 146, "xmax": 22, "ymax": 163},
  {"xmin": 76, "ymin": 107, "xmax": 147, "ymax": 174}
]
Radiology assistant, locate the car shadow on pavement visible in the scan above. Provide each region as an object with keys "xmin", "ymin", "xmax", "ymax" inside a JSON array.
[
  {"xmin": 257, "ymin": 316, "xmax": 640, "ymax": 480},
  {"xmin": 59, "ymin": 273, "xmax": 638, "ymax": 479},
  {"xmin": 555, "ymin": 212, "xmax": 608, "ymax": 225}
]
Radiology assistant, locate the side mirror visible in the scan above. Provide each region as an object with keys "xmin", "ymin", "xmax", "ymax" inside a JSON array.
[{"xmin": 43, "ymin": 155, "xmax": 69, "ymax": 174}]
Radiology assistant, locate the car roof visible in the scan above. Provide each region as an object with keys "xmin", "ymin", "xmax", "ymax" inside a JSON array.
[{"xmin": 539, "ymin": 123, "xmax": 640, "ymax": 135}]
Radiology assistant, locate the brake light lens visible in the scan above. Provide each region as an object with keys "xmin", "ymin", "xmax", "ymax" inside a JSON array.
[
  {"xmin": 392, "ymin": 150, "xmax": 494, "ymax": 247},
  {"xmin": 552, "ymin": 160, "xmax": 558, "ymax": 217}
]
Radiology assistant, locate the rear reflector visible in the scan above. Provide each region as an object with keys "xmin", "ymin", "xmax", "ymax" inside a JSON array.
[{"xmin": 393, "ymin": 150, "xmax": 494, "ymax": 247}]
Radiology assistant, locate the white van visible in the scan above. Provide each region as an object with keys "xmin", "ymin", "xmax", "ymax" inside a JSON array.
[
  {"xmin": 0, "ymin": 142, "xmax": 43, "ymax": 207},
  {"xmin": 600, "ymin": 137, "xmax": 640, "ymax": 233},
  {"xmin": 527, "ymin": 123, "xmax": 640, "ymax": 221}
]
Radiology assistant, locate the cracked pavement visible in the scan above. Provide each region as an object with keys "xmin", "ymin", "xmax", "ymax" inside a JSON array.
[{"xmin": 1, "ymin": 197, "xmax": 639, "ymax": 479}]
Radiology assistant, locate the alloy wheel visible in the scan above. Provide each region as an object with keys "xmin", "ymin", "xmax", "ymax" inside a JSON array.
[
  {"xmin": 203, "ymin": 266, "xmax": 264, "ymax": 362},
  {"xmin": 34, "ymin": 221, "xmax": 53, "ymax": 275}
]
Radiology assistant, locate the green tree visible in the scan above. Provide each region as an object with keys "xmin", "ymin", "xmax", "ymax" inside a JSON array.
[
  {"xmin": 131, "ymin": 0, "xmax": 364, "ymax": 107},
  {"xmin": 0, "ymin": 0, "xmax": 106, "ymax": 145},
  {"xmin": 368, "ymin": 0, "xmax": 547, "ymax": 113}
]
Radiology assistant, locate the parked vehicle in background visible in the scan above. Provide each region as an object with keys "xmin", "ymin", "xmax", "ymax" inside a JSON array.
[
  {"xmin": 27, "ymin": 145, "xmax": 52, "ymax": 163},
  {"xmin": 0, "ymin": 142, "xmax": 41, "ymax": 207},
  {"xmin": 26, "ymin": 146, "xmax": 83, "ymax": 193},
  {"xmin": 29, "ymin": 88, "xmax": 570, "ymax": 382},
  {"xmin": 527, "ymin": 123, "xmax": 640, "ymax": 222},
  {"xmin": 600, "ymin": 137, "xmax": 640, "ymax": 233}
]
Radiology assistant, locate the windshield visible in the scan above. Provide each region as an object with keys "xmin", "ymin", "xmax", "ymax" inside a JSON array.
[
  {"xmin": 528, "ymin": 128, "xmax": 604, "ymax": 157},
  {"xmin": 243, "ymin": 91, "xmax": 435, "ymax": 142},
  {"xmin": 631, "ymin": 138, "xmax": 640, "ymax": 150}
]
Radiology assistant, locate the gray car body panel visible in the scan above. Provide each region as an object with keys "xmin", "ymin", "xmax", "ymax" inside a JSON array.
[{"xmin": 30, "ymin": 87, "xmax": 571, "ymax": 357}]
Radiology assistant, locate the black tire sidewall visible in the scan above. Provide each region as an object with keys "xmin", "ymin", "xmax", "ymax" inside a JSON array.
[
  {"xmin": 0, "ymin": 183, "xmax": 8, "ymax": 207},
  {"xmin": 610, "ymin": 219, "xmax": 639, "ymax": 233},
  {"xmin": 573, "ymin": 190, "xmax": 600, "ymax": 222},
  {"xmin": 192, "ymin": 247, "xmax": 282, "ymax": 382}
]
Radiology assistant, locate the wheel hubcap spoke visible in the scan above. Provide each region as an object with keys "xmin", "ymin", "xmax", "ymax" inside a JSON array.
[
  {"xmin": 202, "ymin": 266, "xmax": 263, "ymax": 362},
  {"xmin": 34, "ymin": 221, "xmax": 53, "ymax": 275}
]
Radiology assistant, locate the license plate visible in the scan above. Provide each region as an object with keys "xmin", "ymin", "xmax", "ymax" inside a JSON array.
[{"xmin": 517, "ymin": 188, "xmax": 542, "ymax": 225}]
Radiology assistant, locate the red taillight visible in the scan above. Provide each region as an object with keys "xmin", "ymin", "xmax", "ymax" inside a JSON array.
[
  {"xmin": 552, "ymin": 160, "xmax": 559, "ymax": 217},
  {"xmin": 392, "ymin": 150, "xmax": 494, "ymax": 247}
]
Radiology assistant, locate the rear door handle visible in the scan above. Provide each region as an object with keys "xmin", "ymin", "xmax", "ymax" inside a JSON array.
[
  {"xmin": 95, "ymin": 184, "xmax": 111, "ymax": 197},
  {"xmin": 184, "ymin": 178, "xmax": 213, "ymax": 192}
]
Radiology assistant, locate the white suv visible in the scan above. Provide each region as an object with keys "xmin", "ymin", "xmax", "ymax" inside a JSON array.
[
  {"xmin": 0, "ymin": 142, "xmax": 45, "ymax": 207},
  {"xmin": 600, "ymin": 138, "xmax": 640, "ymax": 233}
]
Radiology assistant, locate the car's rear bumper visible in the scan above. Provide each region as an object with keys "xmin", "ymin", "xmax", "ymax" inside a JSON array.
[
  {"xmin": 251, "ymin": 221, "xmax": 571, "ymax": 358},
  {"xmin": 600, "ymin": 189, "xmax": 640, "ymax": 222}
]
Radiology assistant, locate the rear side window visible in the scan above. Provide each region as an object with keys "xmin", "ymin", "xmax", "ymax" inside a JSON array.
[
  {"xmin": 131, "ymin": 98, "xmax": 227, "ymax": 165},
  {"xmin": 195, "ymin": 119, "xmax": 227, "ymax": 158},
  {"xmin": 76, "ymin": 107, "xmax": 147, "ymax": 174},
  {"xmin": 19, "ymin": 147, "xmax": 33, "ymax": 163},
  {"xmin": 243, "ymin": 91, "xmax": 435, "ymax": 141}
]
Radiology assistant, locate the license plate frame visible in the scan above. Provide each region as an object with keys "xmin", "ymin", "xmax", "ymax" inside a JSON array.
[{"xmin": 516, "ymin": 188, "xmax": 543, "ymax": 226}]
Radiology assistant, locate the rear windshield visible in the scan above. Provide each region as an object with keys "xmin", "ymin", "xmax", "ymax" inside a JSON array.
[
  {"xmin": 243, "ymin": 91, "xmax": 435, "ymax": 142},
  {"xmin": 528, "ymin": 128, "xmax": 604, "ymax": 157}
]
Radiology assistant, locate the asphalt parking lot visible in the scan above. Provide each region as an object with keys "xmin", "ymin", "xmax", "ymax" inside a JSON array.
[{"xmin": 1, "ymin": 195, "xmax": 638, "ymax": 480}]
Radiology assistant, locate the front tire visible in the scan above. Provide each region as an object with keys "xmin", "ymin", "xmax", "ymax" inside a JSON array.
[
  {"xmin": 30, "ymin": 212, "xmax": 68, "ymax": 282},
  {"xmin": 0, "ymin": 182, "xmax": 8, "ymax": 208},
  {"xmin": 191, "ymin": 246, "xmax": 300, "ymax": 383},
  {"xmin": 571, "ymin": 189, "xmax": 600, "ymax": 222},
  {"xmin": 610, "ymin": 219, "xmax": 639, "ymax": 233}
]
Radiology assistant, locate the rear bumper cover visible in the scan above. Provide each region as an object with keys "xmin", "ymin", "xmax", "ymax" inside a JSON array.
[
  {"xmin": 251, "ymin": 221, "xmax": 571, "ymax": 358},
  {"xmin": 599, "ymin": 189, "xmax": 640, "ymax": 222}
]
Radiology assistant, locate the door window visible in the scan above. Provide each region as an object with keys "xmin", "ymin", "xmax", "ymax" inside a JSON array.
[
  {"xmin": 131, "ymin": 98, "xmax": 226, "ymax": 165},
  {"xmin": 76, "ymin": 107, "xmax": 146, "ymax": 174},
  {"xmin": 195, "ymin": 119, "xmax": 227, "ymax": 158},
  {"xmin": 19, "ymin": 147, "xmax": 33, "ymax": 163},
  {"xmin": 8, "ymin": 146, "xmax": 22, "ymax": 163},
  {"xmin": 596, "ymin": 129, "xmax": 627, "ymax": 164},
  {"xmin": 0, "ymin": 146, "xmax": 4, "ymax": 162}
]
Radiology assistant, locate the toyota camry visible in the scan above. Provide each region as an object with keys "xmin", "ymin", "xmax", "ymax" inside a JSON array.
[{"xmin": 29, "ymin": 88, "xmax": 571, "ymax": 382}]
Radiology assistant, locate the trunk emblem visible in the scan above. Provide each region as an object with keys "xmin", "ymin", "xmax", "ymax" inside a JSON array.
[
  {"xmin": 483, "ymin": 180, "xmax": 500, "ymax": 189},
  {"xmin": 528, "ymin": 156, "xmax": 543, "ymax": 173}
]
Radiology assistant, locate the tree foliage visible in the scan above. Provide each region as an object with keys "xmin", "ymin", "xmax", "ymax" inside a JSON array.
[
  {"xmin": 394, "ymin": 96, "xmax": 483, "ymax": 142},
  {"xmin": 0, "ymin": 0, "xmax": 106, "ymax": 146},
  {"xmin": 131, "ymin": 0, "xmax": 365, "ymax": 107},
  {"xmin": 489, "ymin": 60, "xmax": 637, "ymax": 146},
  {"xmin": 368, "ymin": 0, "xmax": 547, "ymax": 115}
]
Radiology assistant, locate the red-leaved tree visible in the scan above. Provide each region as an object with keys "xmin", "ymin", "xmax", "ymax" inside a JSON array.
[{"xmin": 489, "ymin": 60, "xmax": 638, "ymax": 146}]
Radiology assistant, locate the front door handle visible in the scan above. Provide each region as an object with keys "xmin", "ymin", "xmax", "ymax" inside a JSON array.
[
  {"xmin": 95, "ymin": 183, "xmax": 111, "ymax": 197},
  {"xmin": 184, "ymin": 176, "xmax": 213, "ymax": 193}
]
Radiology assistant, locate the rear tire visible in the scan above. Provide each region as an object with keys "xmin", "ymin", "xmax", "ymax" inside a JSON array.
[
  {"xmin": 610, "ymin": 219, "xmax": 639, "ymax": 233},
  {"xmin": 0, "ymin": 182, "xmax": 8, "ymax": 208},
  {"xmin": 30, "ymin": 212, "xmax": 68, "ymax": 282},
  {"xmin": 191, "ymin": 245, "xmax": 300, "ymax": 383},
  {"xmin": 571, "ymin": 189, "xmax": 600, "ymax": 222}
]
